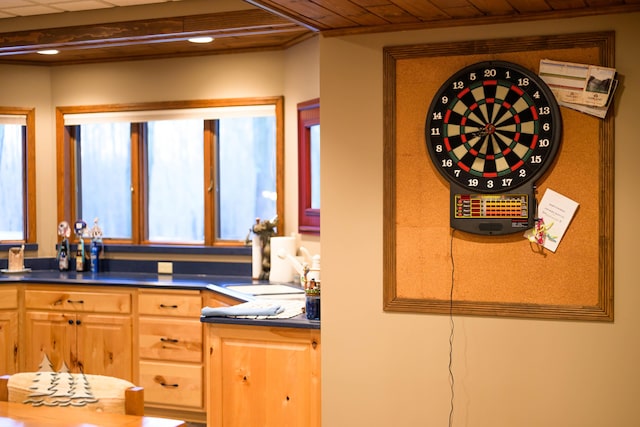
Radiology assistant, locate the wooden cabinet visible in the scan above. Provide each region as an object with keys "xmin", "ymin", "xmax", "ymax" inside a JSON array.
[
  {"xmin": 206, "ymin": 324, "xmax": 321, "ymax": 427},
  {"xmin": 138, "ymin": 289, "xmax": 206, "ymax": 422},
  {"xmin": 4, "ymin": 279, "xmax": 318, "ymax": 425},
  {"xmin": 0, "ymin": 287, "xmax": 19, "ymax": 374},
  {"xmin": 23, "ymin": 286, "xmax": 133, "ymax": 380}
]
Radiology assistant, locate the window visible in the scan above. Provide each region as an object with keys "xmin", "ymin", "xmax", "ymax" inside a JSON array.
[
  {"xmin": 0, "ymin": 108, "xmax": 36, "ymax": 243},
  {"xmin": 297, "ymin": 99, "xmax": 320, "ymax": 234},
  {"xmin": 56, "ymin": 98, "xmax": 283, "ymax": 246}
]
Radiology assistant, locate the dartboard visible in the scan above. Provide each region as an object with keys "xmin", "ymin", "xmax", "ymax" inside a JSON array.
[
  {"xmin": 425, "ymin": 60, "xmax": 561, "ymax": 193},
  {"xmin": 424, "ymin": 60, "xmax": 562, "ymax": 235}
]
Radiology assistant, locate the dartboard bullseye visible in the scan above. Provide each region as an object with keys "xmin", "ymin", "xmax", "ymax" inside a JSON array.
[{"xmin": 425, "ymin": 60, "xmax": 562, "ymax": 235}]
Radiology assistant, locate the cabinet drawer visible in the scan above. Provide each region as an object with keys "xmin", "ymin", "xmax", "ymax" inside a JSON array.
[
  {"xmin": 0, "ymin": 288, "xmax": 18, "ymax": 309},
  {"xmin": 24, "ymin": 289, "xmax": 131, "ymax": 313},
  {"xmin": 138, "ymin": 292, "xmax": 201, "ymax": 317},
  {"xmin": 139, "ymin": 317, "xmax": 202, "ymax": 363},
  {"xmin": 139, "ymin": 360, "xmax": 202, "ymax": 409}
]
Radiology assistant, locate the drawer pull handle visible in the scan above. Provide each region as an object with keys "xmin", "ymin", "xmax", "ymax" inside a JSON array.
[
  {"xmin": 67, "ymin": 299, "xmax": 84, "ymax": 304},
  {"xmin": 160, "ymin": 382, "xmax": 179, "ymax": 388},
  {"xmin": 159, "ymin": 304, "xmax": 178, "ymax": 309},
  {"xmin": 160, "ymin": 338, "xmax": 179, "ymax": 343},
  {"xmin": 154, "ymin": 375, "xmax": 179, "ymax": 388}
]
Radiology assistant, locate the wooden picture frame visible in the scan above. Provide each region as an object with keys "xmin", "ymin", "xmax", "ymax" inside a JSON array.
[{"xmin": 383, "ymin": 32, "xmax": 615, "ymax": 321}]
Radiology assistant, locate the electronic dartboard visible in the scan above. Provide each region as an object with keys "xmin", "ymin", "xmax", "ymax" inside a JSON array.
[{"xmin": 425, "ymin": 60, "xmax": 562, "ymax": 235}]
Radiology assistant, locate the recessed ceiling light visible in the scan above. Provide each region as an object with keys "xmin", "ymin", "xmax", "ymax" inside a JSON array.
[
  {"xmin": 188, "ymin": 37, "xmax": 214, "ymax": 44},
  {"xmin": 37, "ymin": 49, "xmax": 59, "ymax": 55}
]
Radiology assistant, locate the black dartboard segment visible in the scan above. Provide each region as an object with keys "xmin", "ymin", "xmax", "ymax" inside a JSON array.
[
  {"xmin": 425, "ymin": 60, "xmax": 562, "ymax": 235},
  {"xmin": 425, "ymin": 61, "xmax": 561, "ymax": 194}
]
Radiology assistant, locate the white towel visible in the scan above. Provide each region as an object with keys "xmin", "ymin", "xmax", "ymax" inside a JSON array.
[
  {"xmin": 201, "ymin": 301, "xmax": 284, "ymax": 317},
  {"xmin": 201, "ymin": 299, "xmax": 305, "ymax": 319}
]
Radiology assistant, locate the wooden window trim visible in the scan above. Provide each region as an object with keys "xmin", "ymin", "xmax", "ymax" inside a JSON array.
[
  {"xmin": 0, "ymin": 107, "xmax": 37, "ymax": 243},
  {"xmin": 297, "ymin": 98, "xmax": 320, "ymax": 235},
  {"xmin": 56, "ymin": 97, "xmax": 284, "ymax": 246}
]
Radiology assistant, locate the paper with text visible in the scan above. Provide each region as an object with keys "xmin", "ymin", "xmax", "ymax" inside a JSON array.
[{"xmin": 534, "ymin": 188, "xmax": 579, "ymax": 252}]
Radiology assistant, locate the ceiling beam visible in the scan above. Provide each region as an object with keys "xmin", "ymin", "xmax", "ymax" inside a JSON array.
[{"xmin": 0, "ymin": 8, "xmax": 306, "ymax": 56}]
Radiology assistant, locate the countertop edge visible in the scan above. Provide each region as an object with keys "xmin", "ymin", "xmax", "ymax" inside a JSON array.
[{"xmin": 0, "ymin": 270, "xmax": 320, "ymax": 330}]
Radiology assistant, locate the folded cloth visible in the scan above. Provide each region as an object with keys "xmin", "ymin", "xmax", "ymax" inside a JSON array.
[{"xmin": 201, "ymin": 301, "xmax": 284, "ymax": 318}]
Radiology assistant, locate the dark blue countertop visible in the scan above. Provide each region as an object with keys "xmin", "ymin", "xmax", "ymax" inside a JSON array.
[
  {"xmin": 0, "ymin": 270, "xmax": 320, "ymax": 330},
  {"xmin": 0, "ymin": 269, "xmax": 251, "ymax": 289}
]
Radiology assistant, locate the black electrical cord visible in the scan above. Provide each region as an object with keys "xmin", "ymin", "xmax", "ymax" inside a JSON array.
[{"xmin": 448, "ymin": 229, "xmax": 456, "ymax": 427}]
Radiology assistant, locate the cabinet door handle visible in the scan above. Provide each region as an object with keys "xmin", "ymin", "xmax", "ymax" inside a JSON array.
[
  {"xmin": 67, "ymin": 299, "xmax": 84, "ymax": 304},
  {"xmin": 160, "ymin": 338, "xmax": 178, "ymax": 343},
  {"xmin": 159, "ymin": 304, "xmax": 178, "ymax": 309}
]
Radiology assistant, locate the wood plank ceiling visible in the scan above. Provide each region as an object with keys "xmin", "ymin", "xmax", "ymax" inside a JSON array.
[{"xmin": 1, "ymin": 0, "xmax": 639, "ymax": 66}]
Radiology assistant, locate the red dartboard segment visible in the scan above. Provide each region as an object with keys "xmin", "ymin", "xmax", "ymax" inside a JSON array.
[
  {"xmin": 511, "ymin": 160, "xmax": 524, "ymax": 171},
  {"xmin": 458, "ymin": 162, "xmax": 470, "ymax": 172},
  {"xmin": 457, "ymin": 87, "xmax": 471, "ymax": 98}
]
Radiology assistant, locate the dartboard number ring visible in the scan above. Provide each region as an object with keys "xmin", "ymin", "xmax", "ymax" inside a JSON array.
[{"xmin": 425, "ymin": 60, "xmax": 562, "ymax": 194}]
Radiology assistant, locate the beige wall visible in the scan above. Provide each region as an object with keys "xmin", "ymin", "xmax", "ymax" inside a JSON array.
[{"xmin": 320, "ymin": 12, "xmax": 640, "ymax": 427}]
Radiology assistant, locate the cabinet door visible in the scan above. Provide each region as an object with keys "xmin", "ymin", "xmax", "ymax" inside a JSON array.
[
  {"xmin": 77, "ymin": 314, "xmax": 132, "ymax": 380},
  {"xmin": 24, "ymin": 311, "xmax": 76, "ymax": 372},
  {"xmin": 208, "ymin": 326, "xmax": 321, "ymax": 427},
  {"xmin": 0, "ymin": 311, "xmax": 18, "ymax": 374}
]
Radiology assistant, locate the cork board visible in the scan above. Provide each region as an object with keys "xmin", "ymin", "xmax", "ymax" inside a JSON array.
[{"xmin": 383, "ymin": 32, "xmax": 614, "ymax": 321}]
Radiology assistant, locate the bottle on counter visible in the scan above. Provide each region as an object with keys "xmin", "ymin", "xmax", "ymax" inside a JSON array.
[
  {"xmin": 73, "ymin": 219, "xmax": 88, "ymax": 273},
  {"xmin": 89, "ymin": 218, "xmax": 103, "ymax": 274},
  {"xmin": 58, "ymin": 240, "xmax": 69, "ymax": 271},
  {"xmin": 90, "ymin": 240, "xmax": 100, "ymax": 273},
  {"xmin": 76, "ymin": 240, "xmax": 84, "ymax": 272},
  {"xmin": 57, "ymin": 221, "xmax": 71, "ymax": 272}
]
